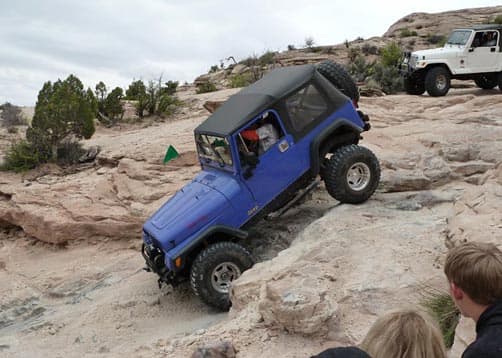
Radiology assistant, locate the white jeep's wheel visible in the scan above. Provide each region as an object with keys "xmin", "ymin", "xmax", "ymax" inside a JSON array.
[{"xmin": 425, "ymin": 67, "xmax": 451, "ymax": 97}]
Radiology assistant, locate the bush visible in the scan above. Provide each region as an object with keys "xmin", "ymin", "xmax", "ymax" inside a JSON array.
[
  {"xmin": 196, "ymin": 81, "xmax": 217, "ymax": 94},
  {"xmin": 0, "ymin": 102, "xmax": 25, "ymax": 127},
  {"xmin": 258, "ymin": 51, "xmax": 276, "ymax": 66},
  {"xmin": 304, "ymin": 36, "xmax": 315, "ymax": 49},
  {"xmin": 157, "ymin": 94, "xmax": 181, "ymax": 116},
  {"xmin": 427, "ymin": 34, "xmax": 447, "ymax": 46},
  {"xmin": 380, "ymin": 42, "xmax": 402, "ymax": 67},
  {"xmin": 30, "ymin": 74, "xmax": 95, "ymax": 161},
  {"xmin": 348, "ymin": 48, "xmax": 360, "ymax": 62},
  {"xmin": 349, "ymin": 55, "xmax": 373, "ymax": 82},
  {"xmin": 103, "ymin": 87, "xmax": 125, "ymax": 124},
  {"xmin": 420, "ymin": 287, "xmax": 460, "ymax": 348},
  {"xmin": 287, "ymin": 44, "xmax": 296, "ymax": 51},
  {"xmin": 370, "ymin": 63, "xmax": 403, "ymax": 94},
  {"xmin": 361, "ymin": 44, "xmax": 379, "ymax": 55},
  {"xmin": 492, "ymin": 15, "xmax": 502, "ymax": 24},
  {"xmin": 56, "ymin": 139, "xmax": 85, "ymax": 166},
  {"xmin": 400, "ymin": 28, "xmax": 418, "ymax": 37},
  {"xmin": 1, "ymin": 140, "xmax": 42, "ymax": 172},
  {"xmin": 229, "ymin": 73, "xmax": 254, "ymax": 88}
]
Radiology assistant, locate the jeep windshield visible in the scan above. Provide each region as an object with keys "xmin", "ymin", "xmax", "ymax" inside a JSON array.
[
  {"xmin": 446, "ymin": 30, "xmax": 472, "ymax": 46},
  {"xmin": 195, "ymin": 134, "xmax": 233, "ymax": 168}
]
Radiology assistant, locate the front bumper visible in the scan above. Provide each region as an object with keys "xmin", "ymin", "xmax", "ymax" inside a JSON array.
[{"xmin": 141, "ymin": 243, "xmax": 184, "ymax": 287}]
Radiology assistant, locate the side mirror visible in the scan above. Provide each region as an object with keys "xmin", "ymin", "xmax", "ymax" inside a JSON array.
[{"xmin": 469, "ymin": 47, "xmax": 474, "ymax": 52}]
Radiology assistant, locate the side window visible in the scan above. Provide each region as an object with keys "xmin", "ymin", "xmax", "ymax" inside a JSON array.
[
  {"xmin": 238, "ymin": 111, "xmax": 284, "ymax": 157},
  {"xmin": 475, "ymin": 31, "xmax": 499, "ymax": 47},
  {"xmin": 286, "ymin": 84, "xmax": 328, "ymax": 131}
]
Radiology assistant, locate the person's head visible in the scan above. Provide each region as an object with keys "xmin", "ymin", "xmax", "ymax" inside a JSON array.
[
  {"xmin": 311, "ymin": 347, "xmax": 371, "ymax": 358},
  {"xmin": 444, "ymin": 242, "xmax": 502, "ymax": 317},
  {"xmin": 360, "ymin": 309, "xmax": 447, "ymax": 358}
]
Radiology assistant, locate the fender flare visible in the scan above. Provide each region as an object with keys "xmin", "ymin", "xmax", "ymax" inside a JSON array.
[
  {"xmin": 310, "ymin": 119, "xmax": 362, "ymax": 176},
  {"xmin": 170, "ymin": 225, "xmax": 249, "ymax": 271}
]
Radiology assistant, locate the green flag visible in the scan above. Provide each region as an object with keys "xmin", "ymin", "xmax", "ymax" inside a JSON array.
[{"xmin": 163, "ymin": 145, "xmax": 179, "ymax": 163}]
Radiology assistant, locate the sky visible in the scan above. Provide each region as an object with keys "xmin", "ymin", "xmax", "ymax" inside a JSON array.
[{"xmin": 1, "ymin": 0, "xmax": 500, "ymax": 105}]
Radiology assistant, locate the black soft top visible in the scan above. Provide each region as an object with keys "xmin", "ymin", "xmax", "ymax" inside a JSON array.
[{"xmin": 195, "ymin": 64, "xmax": 317, "ymax": 136}]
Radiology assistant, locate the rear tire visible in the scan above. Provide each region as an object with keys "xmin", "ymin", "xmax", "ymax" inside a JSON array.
[
  {"xmin": 474, "ymin": 74, "xmax": 498, "ymax": 89},
  {"xmin": 404, "ymin": 77, "xmax": 425, "ymax": 95},
  {"xmin": 425, "ymin": 67, "xmax": 451, "ymax": 97},
  {"xmin": 323, "ymin": 145, "xmax": 380, "ymax": 204},
  {"xmin": 190, "ymin": 242, "xmax": 254, "ymax": 311},
  {"xmin": 317, "ymin": 61, "xmax": 360, "ymax": 103},
  {"xmin": 498, "ymin": 72, "xmax": 502, "ymax": 91}
]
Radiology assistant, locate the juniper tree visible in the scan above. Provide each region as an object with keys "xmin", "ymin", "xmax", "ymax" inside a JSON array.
[{"xmin": 28, "ymin": 74, "xmax": 96, "ymax": 161}]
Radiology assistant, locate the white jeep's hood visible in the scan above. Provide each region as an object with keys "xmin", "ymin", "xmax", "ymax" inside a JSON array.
[{"xmin": 412, "ymin": 46, "xmax": 461, "ymax": 60}]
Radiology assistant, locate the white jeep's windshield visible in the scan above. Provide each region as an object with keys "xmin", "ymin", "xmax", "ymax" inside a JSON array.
[
  {"xmin": 195, "ymin": 134, "xmax": 233, "ymax": 167},
  {"xmin": 446, "ymin": 30, "xmax": 472, "ymax": 46}
]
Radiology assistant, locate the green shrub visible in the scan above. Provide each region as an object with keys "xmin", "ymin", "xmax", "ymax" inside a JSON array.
[
  {"xmin": 209, "ymin": 65, "xmax": 219, "ymax": 73},
  {"xmin": 57, "ymin": 139, "xmax": 85, "ymax": 166},
  {"xmin": 7, "ymin": 127, "xmax": 18, "ymax": 134},
  {"xmin": 230, "ymin": 73, "xmax": 253, "ymax": 88},
  {"xmin": 258, "ymin": 51, "xmax": 276, "ymax": 66},
  {"xmin": 492, "ymin": 15, "xmax": 502, "ymax": 24},
  {"xmin": 349, "ymin": 55, "xmax": 373, "ymax": 82},
  {"xmin": 380, "ymin": 42, "xmax": 402, "ymax": 67},
  {"xmin": 157, "ymin": 94, "xmax": 181, "ymax": 116},
  {"xmin": 361, "ymin": 44, "xmax": 379, "ymax": 55},
  {"xmin": 1, "ymin": 140, "xmax": 42, "ymax": 172},
  {"xmin": 420, "ymin": 287, "xmax": 460, "ymax": 348},
  {"xmin": 369, "ymin": 63, "xmax": 403, "ymax": 94},
  {"xmin": 196, "ymin": 81, "xmax": 217, "ymax": 94},
  {"xmin": 400, "ymin": 28, "xmax": 418, "ymax": 37},
  {"xmin": 287, "ymin": 44, "xmax": 296, "ymax": 51},
  {"xmin": 30, "ymin": 74, "xmax": 95, "ymax": 161},
  {"xmin": 427, "ymin": 34, "xmax": 447, "ymax": 46}
]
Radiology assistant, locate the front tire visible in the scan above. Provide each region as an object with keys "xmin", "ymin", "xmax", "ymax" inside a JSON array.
[
  {"xmin": 317, "ymin": 61, "xmax": 360, "ymax": 103},
  {"xmin": 474, "ymin": 74, "xmax": 498, "ymax": 89},
  {"xmin": 425, "ymin": 67, "xmax": 451, "ymax": 97},
  {"xmin": 324, "ymin": 145, "xmax": 380, "ymax": 204},
  {"xmin": 404, "ymin": 77, "xmax": 425, "ymax": 95},
  {"xmin": 190, "ymin": 242, "xmax": 254, "ymax": 311},
  {"xmin": 498, "ymin": 72, "xmax": 502, "ymax": 91}
]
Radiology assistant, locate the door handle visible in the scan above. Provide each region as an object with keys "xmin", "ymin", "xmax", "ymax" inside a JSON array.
[{"xmin": 491, "ymin": 47, "xmax": 496, "ymax": 52}]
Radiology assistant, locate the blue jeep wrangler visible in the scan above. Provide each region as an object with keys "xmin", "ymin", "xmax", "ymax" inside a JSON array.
[{"xmin": 142, "ymin": 61, "xmax": 380, "ymax": 310}]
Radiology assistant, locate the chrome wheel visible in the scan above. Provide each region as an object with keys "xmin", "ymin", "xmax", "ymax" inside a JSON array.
[
  {"xmin": 436, "ymin": 74, "xmax": 447, "ymax": 90},
  {"xmin": 211, "ymin": 262, "xmax": 241, "ymax": 294},
  {"xmin": 346, "ymin": 162, "xmax": 371, "ymax": 191}
]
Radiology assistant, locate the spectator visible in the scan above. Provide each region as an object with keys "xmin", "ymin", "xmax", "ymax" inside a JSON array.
[
  {"xmin": 444, "ymin": 242, "xmax": 502, "ymax": 358},
  {"xmin": 360, "ymin": 309, "xmax": 447, "ymax": 358}
]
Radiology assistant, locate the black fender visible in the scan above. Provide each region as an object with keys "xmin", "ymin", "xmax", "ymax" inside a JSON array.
[
  {"xmin": 310, "ymin": 119, "xmax": 362, "ymax": 177},
  {"xmin": 172, "ymin": 225, "xmax": 249, "ymax": 272}
]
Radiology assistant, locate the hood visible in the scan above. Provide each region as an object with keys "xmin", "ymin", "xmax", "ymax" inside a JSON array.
[
  {"xmin": 412, "ymin": 46, "xmax": 461, "ymax": 60},
  {"xmin": 143, "ymin": 178, "xmax": 232, "ymax": 251}
]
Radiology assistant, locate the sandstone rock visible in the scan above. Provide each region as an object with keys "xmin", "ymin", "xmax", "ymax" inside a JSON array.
[
  {"xmin": 258, "ymin": 276, "xmax": 336, "ymax": 336},
  {"xmin": 381, "ymin": 169, "xmax": 431, "ymax": 192},
  {"xmin": 230, "ymin": 64, "xmax": 248, "ymax": 75}
]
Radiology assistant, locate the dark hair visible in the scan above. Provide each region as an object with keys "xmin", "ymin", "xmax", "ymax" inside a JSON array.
[{"xmin": 311, "ymin": 347, "xmax": 371, "ymax": 358}]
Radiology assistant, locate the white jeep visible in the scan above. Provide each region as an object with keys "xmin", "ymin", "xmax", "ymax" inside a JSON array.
[{"xmin": 400, "ymin": 24, "xmax": 502, "ymax": 96}]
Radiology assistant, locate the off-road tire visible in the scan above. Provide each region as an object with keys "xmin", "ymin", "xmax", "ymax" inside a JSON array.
[
  {"xmin": 497, "ymin": 72, "xmax": 502, "ymax": 91},
  {"xmin": 425, "ymin": 67, "xmax": 451, "ymax": 97},
  {"xmin": 317, "ymin": 61, "xmax": 360, "ymax": 103},
  {"xmin": 474, "ymin": 74, "xmax": 498, "ymax": 89},
  {"xmin": 190, "ymin": 242, "xmax": 254, "ymax": 311},
  {"xmin": 404, "ymin": 77, "xmax": 425, "ymax": 95},
  {"xmin": 323, "ymin": 144, "xmax": 380, "ymax": 204}
]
